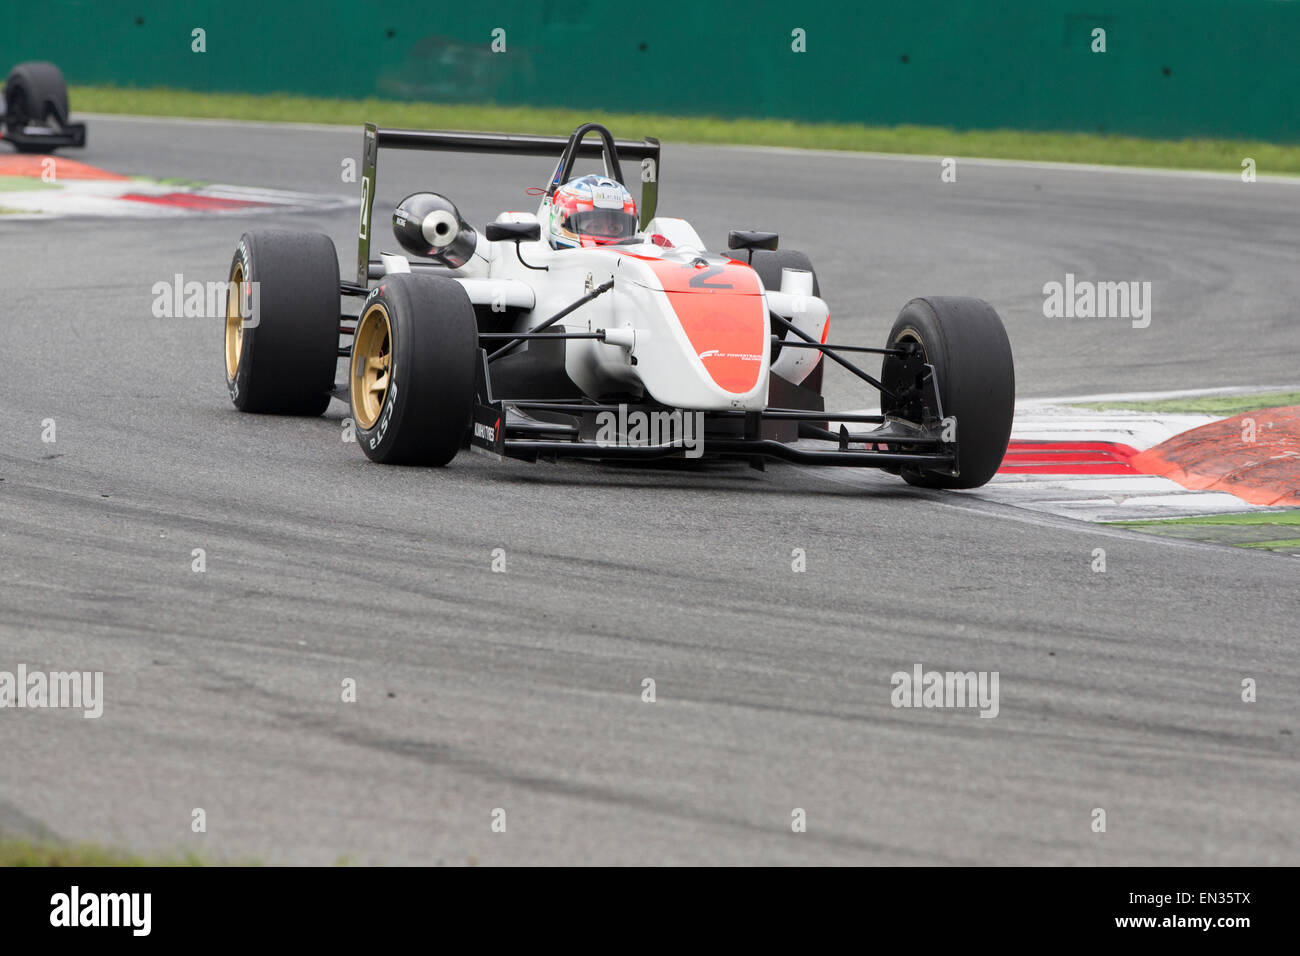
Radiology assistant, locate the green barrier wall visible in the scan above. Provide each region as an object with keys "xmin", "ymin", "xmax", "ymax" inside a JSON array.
[{"xmin": 5, "ymin": 1, "xmax": 1299, "ymax": 142}]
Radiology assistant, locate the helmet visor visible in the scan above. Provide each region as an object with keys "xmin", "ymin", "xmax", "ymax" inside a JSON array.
[{"xmin": 567, "ymin": 208, "xmax": 638, "ymax": 241}]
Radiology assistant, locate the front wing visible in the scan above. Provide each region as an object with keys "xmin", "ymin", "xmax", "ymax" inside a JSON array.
[{"xmin": 467, "ymin": 349, "xmax": 958, "ymax": 474}]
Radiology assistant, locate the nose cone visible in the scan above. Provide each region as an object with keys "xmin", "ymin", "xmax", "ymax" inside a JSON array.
[
  {"xmin": 614, "ymin": 251, "xmax": 770, "ymax": 411},
  {"xmin": 644, "ymin": 257, "xmax": 768, "ymax": 394}
]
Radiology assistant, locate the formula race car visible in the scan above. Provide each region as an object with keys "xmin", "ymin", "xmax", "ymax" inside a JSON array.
[
  {"xmin": 1, "ymin": 61, "xmax": 86, "ymax": 152},
  {"xmin": 222, "ymin": 122, "xmax": 1014, "ymax": 489}
]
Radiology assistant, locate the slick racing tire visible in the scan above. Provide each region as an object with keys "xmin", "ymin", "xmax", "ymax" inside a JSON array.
[
  {"xmin": 3, "ymin": 61, "xmax": 71, "ymax": 153},
  {"xmin": 880, "ymin": 296, "xmax": 1014, "ymax": 490},
  {"xmin": 744, "ymin": 248, "xmax": 825, "ymax": 395},
  {"xmin": 349, "ymin": 274, "xmax": 477, "ymax": 466},
  {"xmin": 224, "ymin": 230, "xmax": 340, "ymax": 415}
]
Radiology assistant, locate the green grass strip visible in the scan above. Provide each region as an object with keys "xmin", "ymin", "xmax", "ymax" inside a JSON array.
[
  {"xmin": 1108, "ymin": 510, "xmax": 1300, "ymax": 554},
  {"xmin": 1073, "ymin": 390, "xmax": 1300, "ymax": 416},
  {"xmin": 1239, "ymin": 538, "xmax": 1300, "ymax": 549},
  {"xmin": 1108, "ymin": 510, "xmax": 1300, "ymax": 528},
  {"xmin": 0, "ymin": 835, "xmax": 214, "ymax": 866},
  {"xmin": 70, "ymin": 85, "xmax": 1300, "ymax": 176},
  {"xmin": 0, "ymin": 178, "xmax": 61, "ymax": 192}
]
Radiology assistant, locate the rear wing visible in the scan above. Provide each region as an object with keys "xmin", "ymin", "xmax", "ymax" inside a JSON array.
[{"xmin": 356, "ymin": 124, "xmax": 661, "ymax": 285}]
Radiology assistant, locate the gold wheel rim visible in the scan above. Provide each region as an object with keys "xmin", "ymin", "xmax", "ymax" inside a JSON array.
[
  {"xmin": 225, "ymin": 262, "xmax": 245, "ymax": 380},
  {"xmin": 351, "ymin": 302, "xmax": 392, "ymax": 429},
  {"xmin": 895, "ymin": 327, "xmax": 927, "ymax": 362}
]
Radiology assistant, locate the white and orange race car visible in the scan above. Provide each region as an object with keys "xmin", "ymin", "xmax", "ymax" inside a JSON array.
[{"xmin": 222, "ymin": 122, "xmax": 1014, "ymax": 489}]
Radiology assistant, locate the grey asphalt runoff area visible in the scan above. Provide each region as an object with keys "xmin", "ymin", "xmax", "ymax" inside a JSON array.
[{"xmin": 0, "ymin": 115, "xmax": 1296, "ymax": 864}]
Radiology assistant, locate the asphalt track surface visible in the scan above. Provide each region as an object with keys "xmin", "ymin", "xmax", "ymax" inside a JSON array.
[{"xmin": 1, "ymin": 115, "xmax": 1296, "ymax": 865}]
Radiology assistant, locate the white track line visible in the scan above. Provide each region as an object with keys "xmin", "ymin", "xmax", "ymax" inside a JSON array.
[
  {"xmin": 76, "ymin": 113, "xmax": 1300, "ymax": 184},
  {"xmin": 1023, "ymin": 384, "xmax": 1300, "ymax": 406}
]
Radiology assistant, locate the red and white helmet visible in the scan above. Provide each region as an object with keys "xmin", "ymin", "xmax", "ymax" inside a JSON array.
[{"xmin": 545, "ymin": 174, "xmax": 638, "ymax": 248}]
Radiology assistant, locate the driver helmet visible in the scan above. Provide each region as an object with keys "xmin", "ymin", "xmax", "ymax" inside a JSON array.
[{"xmin": 546, "ymin": 174, "xmax": 638, "ymax": 248}]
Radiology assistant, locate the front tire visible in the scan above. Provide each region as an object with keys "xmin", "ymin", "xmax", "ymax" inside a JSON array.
[
  {"xmin": 224, "ymin": 230, "xmax": 340, "ymax": 415},
  {"xmin": 349, "ymin": 274, "xmax": 477, "ymax": 466},
  {"xmin": 880, "ymin": 297, "xmax": 1014, "ymax": 489}
]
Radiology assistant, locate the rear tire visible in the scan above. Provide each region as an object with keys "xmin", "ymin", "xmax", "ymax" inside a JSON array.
[
  {"xmin": 743, "ymin": 248, "xmax": 825, "ymax": 395},
  {"xmin": 349, "ymin": 274, "xmax": 477, "ymax": 466},
  {"xmin": 4, "ymin": 62, "xmax": 70, "ymax": 153},
  {"xmin": 224, "ymin": 230, "xmax": 340, "ymax": 415},
  {"xmin": 880, "ymin": 296, "xmax": 1014, "ymax": 489}
]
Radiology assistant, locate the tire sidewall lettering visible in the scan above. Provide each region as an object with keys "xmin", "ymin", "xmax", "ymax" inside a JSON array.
[
  {"xmin": 375, "ymin": 376, "xmax": 399, "ymax": 446},
  {"xmin": 227, "ymin": 240, "xmax": 255, "ymax": 397},
  {"xmin": 361, "ymin": 300, "xmax": 399, "ymax": 451}
]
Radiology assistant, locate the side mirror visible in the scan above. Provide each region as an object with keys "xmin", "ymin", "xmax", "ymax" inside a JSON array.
[
  {"xmin": 727, "ymin": 230, "xmax": 779, "ymax": 252},
  {"xmin": 486, "ymin": 221, "xmax": 542, "ymax": 243}
]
